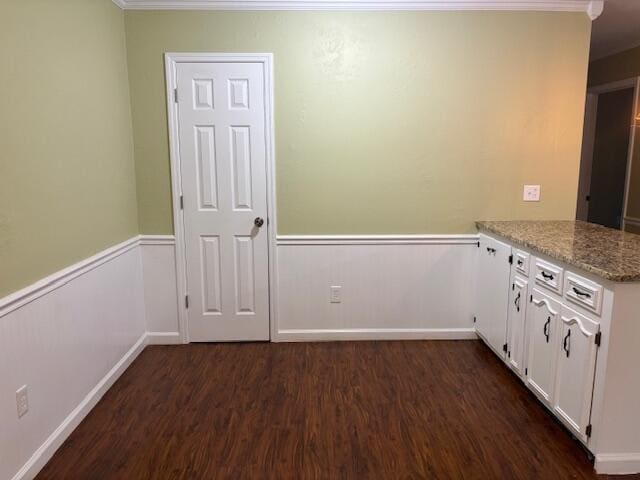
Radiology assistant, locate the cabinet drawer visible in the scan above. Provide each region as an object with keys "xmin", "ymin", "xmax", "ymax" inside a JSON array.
[
  {"xmin": 513, "ymin": 249, "xmax": 530, "ymax": 277},
  {"xmin": 534, "ymin": 259, "xmax": 564, "ymax": 295},
  {"xmin": 564, "ymin": 272, "xmax": 603, "ymax": 316}
]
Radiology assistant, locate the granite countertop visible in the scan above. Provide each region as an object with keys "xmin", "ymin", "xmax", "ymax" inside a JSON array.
[{"xmin": 476, "ymin": 220, "xmax": 640, "ymax": 283}]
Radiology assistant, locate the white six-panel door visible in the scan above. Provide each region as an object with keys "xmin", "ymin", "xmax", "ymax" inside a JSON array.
[{"xmin": 177, "ymin": 61, "xmax": 270, "ymax": 342}]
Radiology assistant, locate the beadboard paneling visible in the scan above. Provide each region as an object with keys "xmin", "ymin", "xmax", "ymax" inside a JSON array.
[
  {"xmin": 275, "ymin": 238, "xmax": 478, "ymax": 341},
  {"xmin": 0, "ymin": 241, "xmax": 146, "ymax": 480},
  {"xmin": 140, "ymin": 237, "xmax": 181, "ymax": 343}
]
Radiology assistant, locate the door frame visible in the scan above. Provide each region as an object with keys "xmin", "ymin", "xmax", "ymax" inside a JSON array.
[
  {"xmin": 578, "ymin": 77, "xmax": 640, "ymax": 230},
  {"xmin": 164, "ymin": 53, "xmax": 278, "ymax": 343}
]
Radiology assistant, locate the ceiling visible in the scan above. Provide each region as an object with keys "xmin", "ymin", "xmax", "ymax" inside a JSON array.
[{"xmin": 590, "ymin": 0, "xmax": 640, "ymax": 60}]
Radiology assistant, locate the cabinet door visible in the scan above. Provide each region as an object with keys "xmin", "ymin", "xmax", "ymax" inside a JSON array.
[
  {"xmin": 476, "ymin": 234, "xmax": 511, "ymax": 358},
  {"xmin": 553, "ymin": 306, "xmax": 600, "ymax": 441},
  {"xmin": 507, "ymin": 275, "xmax": 528, "ymax": 376},
  {"xmin": 526, "ymin": 288, "xmax": 561, "ymax": 405}
]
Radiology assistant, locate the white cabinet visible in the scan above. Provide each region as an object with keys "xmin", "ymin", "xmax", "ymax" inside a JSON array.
[
  {"xmin": 553, "ymin": 305, "xmax": 600, "ymax": 441},
  {"xmin": 476, "ymin": 234, "xmax": 512, "ymax": 358},
  {"xmin": 476, "ymin": 230, "xmax": 640, "ymax": 474},
  {"xmin": 526, "ymin": 288, "xmax": 561, "ymax": 405},
  {"xmin": 507, "ymin": 275, "xmax": 528, "ymax": 376}
]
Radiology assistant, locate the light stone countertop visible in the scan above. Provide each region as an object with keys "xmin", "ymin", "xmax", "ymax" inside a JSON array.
[{"xmin": 476, "ymin": 220, "xmax": 640, "ymax": 283}]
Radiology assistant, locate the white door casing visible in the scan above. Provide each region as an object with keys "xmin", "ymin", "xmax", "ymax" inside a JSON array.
[{"xmin": 166, "ymin": 54, "xmax": 276, "ymax": 342}]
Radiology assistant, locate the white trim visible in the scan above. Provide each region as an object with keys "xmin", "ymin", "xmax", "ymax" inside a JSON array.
[
  {"xmin": 138, "ymin": 234, "xmax": 176, "ymax": 246},
  {"xmin": 0, "ymin": 236, "xmax": 140, "ymax": 318},
  {"xmin": 576, "ymin": 92, "xmax": 597, "ymax": 221},
  {"xmin": 595, "ymin": 453, "xmax": 640, "ymax": 475},
  {"xmin": 277, "ymin": 234, "xmax": 479, "ymax": 245},
  {"xmin": 622, "ymin": 78, "xmax": 640, "ymax": 230},
  {"xmin": 112, "ymin": 0, "xmax": 603, "ymax": 17},
  {"xmin": 624, "ymin": 216, "xmax": 640, "ymax": 228},
  {"xmin": 588, "ymin": 77, "xmax": 638, "ymax": 95},
  {"xmin": 145, "ymin": 331, "xmax": 183, "ymax": 344},
  {"xmin": 11, "ymin": 333, "xmax": 148, "ymax": 480},
  {"xmin": 0, "ymin": 235, "xmax": 180, "ymax": 319},
  {"xmin": 584, "ymin": 76, "xmax": 640, "ymax": 231},
  {"xmin": 276, "ymin": 328, "xmax": 477, "ymax": 342},
  {"xmin": 164, "ymin": 53, "xmax": 277, "ymax": 344}
]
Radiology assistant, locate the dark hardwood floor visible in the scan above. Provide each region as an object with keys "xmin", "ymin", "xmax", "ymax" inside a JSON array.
[{"xmin": 37, "ymin": 340, "xmax": 638, "ymax": 479}]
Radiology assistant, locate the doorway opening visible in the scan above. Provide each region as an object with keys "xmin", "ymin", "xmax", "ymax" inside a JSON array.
[{"xmin": 577, "ymin": 77, "xmax": 640, "ymax": 230}]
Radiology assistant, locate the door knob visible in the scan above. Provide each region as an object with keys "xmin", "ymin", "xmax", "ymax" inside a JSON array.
[{"xmin": 254, "ymin": 217, "xmax": 264, "ymax": 228}]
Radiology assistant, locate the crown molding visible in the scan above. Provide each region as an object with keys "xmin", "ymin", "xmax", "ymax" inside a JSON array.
[{"xmin": 111, "ymin": 0, "xmax": 603, "ymax": 18}]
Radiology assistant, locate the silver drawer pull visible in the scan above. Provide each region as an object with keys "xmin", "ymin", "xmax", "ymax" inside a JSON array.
[{"xmin": 572, "ymin": 287, "xmax": 592, "ymax": 299}]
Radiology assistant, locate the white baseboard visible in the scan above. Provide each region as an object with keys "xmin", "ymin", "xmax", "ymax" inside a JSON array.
[
  {"xmin": 146, "ymin": 331, "xmax": 182, "ymax": 345},
  {"xmin": 624, "ymin": 216, "xmax": 640, "ymax": 228},
  {"xmin": 11, "ymin": 333, "xmax": 148, "ymax": 480},
  {"xmin": 10, "ymin": 329, "xmax": 182, "ymax": 480},
  {"xmin": 595, "ymin": 453, "xmax": 640, "ymax": 475},
  {"xmin": 275, "ymin": 328, "xmax": 477, "ymax": 342}
]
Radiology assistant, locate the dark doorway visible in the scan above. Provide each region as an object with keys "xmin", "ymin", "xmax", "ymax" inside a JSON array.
[{"xmin": 587, "ymin": 87, "xmax": 634, "ymax": 229}]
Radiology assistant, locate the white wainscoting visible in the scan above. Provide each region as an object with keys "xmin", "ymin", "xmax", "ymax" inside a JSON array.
[
  {"xmin": 274, "ymin": 235, "xmax": 479, "ymax": 341},
  {"xmin": 140, "ymin": 235, "xmax": 182, "ymax": 344},
  {"xmin": 0, "ymin": 237, "xmax": 147, "ymax": 480},
  {"xmin": 0, "ymin": 232, "xmax": 481, "ymax": 479}
]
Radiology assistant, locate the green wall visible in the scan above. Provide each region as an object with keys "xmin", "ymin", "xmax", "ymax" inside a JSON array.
[
  {"xmin": 125, "ymin": 10, "xmax": 591, "ymax": 235},
  {"xmin": 0, "ymin": 0, "xmax": 138, "ymax": 297},
  {"xmin": 0, "ymin": 6, "xmax": 593, "ymax": 296}
]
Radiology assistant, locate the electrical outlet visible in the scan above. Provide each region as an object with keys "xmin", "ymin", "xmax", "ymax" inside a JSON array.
[
  {"xmin": 523, "ymin": 185, "xmax": 541, "ymax": 202},
  {"xmin": 330, "ymin": 286, "xmax": 342, "ymax": 303},
  {"xmin": 16, "ymin": 385, "xmax": 28, "ymax": 418}
]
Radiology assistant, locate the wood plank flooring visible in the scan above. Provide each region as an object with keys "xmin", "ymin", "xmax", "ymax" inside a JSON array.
[{"xmin": 37, "ymin": 340, "xmax": 638, "ymax": 479}]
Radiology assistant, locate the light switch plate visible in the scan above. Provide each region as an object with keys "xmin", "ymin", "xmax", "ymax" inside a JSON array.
[{"xmin": 523, "ymin": 185, "xmax": 541, "ymax": 202}]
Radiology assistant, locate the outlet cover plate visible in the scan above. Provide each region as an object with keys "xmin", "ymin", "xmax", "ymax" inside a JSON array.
[
  {"xmin": 16, "ymin": 385, "xmax": 28, "ymax": 418},
  {"xmin": 523, "ymin": 185, "xmax": 541, "ymax": 202},
  {"xmin": 330, "ymin": 286, "xmax": 342, "ymax": 303}
]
